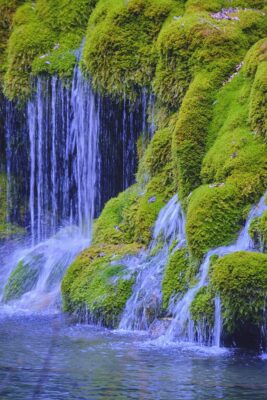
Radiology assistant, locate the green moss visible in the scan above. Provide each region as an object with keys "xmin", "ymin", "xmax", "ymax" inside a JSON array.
[
  {"xmin": 82, "ymin": 0, "xmax": 183, "ymax": 99},
  {"xmin": 190, "ymin": 286, "xmax": 215, "ymax": 326},
  {"xmin": 3, "ymin": 0, "xmax": 97, "ymax": 101},
  {"xmin": 211, "ymin": 251, "xmax": 267, "ymax": 334},
  {"xmin": 61, "ymin": 243, "xmax": 140, "ymax": 327},
  {"xmin": 162, "ymin": 247, "xmax": 189, "ymax": 309},
  {"xmin": 173, "ymin": 72, "xmax": 216, "ymax": 200},
  {"xmin": 94, "ymin": 125, "xmax": 175, "ymax": 247},
  {"xmin": 249, "ymin": 210, "xmax": 267, "ymax": 253},
  {"xmin": 249, "ymin": 60, "xmax": 267, "ymax": 142},
  {"xmin": 3, "ymin": 252, "xmax": 46, "ymax": 302},
  {"xmin": 186, "ymin": 62, "xmax": 267, "ymax": 260},
  {"xmin": 0, "ymin": 0, "xmax": 24, "ymax": 82},
  {"xmin": 93, "ymin": 186, "xmax": 139, "ymax": 246},
  {"xmin": 0, "ymin": 173, "xmax": 24, "ymax": 239}
]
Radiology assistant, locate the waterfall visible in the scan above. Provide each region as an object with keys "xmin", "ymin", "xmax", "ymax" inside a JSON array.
[
  {"xmin": 119, "ymin": 194, "xmax": 186, "ymax": 331},
  {"xmin": 28, "ymin": 69, "xmax": 99, "ymax": 244},
  {"xmin": 213, "ymin": 296, "xmax": 222, "ymax": 347},
  {"xmin": 1, "ymin": 60, "xmax": 154, "ymax": 312},
  {"xmin": 162, "ymin": 193, "xmax": 267, "ymax": 344}
]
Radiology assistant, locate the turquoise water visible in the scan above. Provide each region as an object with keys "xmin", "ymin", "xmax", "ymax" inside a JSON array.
[{"xmin": 0, "ymin": 314, "xmax": 267, "ymax": 399}]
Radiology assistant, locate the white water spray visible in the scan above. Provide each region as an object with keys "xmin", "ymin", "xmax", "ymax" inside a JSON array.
[
  {"xmin": 162, "ymin": 193, "xmax": 267, "ymax": 344},
  {"xmin": 119, "ymin": 194, "xmax": 186, "ymax": 330}
]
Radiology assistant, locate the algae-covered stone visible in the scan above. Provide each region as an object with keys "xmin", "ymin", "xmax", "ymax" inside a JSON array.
[
  {"xmin": 3, "ymin": 252, "xmax": 46, "ymax": 302},
  {"xmin": 61, "ymin": 243, "xmax": 140, "ymax": 328},
  {"xmin": 162, "ymin": 247, "xmax": 189, "ymax": 309},
  {"xmin": 211, "ymin": 251, "xmax": 267, "ymax": 345}
]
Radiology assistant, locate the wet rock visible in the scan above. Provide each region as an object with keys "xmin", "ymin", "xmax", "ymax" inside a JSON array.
[{"xmin": 149, "ymin": 318, "xmax": 172, "ymax": 338}]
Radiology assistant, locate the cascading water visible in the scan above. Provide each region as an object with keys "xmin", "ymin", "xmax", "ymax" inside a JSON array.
[
  {"xmin": 162, "ymin": 193, "xmax": 267, "ymax": 345},
  {"xmin": 1, "ymin": 59, "xmax": 154, "ymax": 312},
  {"xmin": 213, "ymin": 296, "xmax": 222, "ymax": 347},
  {"xmin": 1, "ymin": 67, "xmax": 99, "ymax": 311},
  {"xmin": 119, "ymin": 194, "xmax": 186, "ymax": 331},
  {"xmin": 28, "ymin": 69, "xmax": 99, "ymax": 244}
]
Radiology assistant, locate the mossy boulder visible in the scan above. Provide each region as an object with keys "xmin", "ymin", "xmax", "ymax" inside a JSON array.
[
  {"xmin": 82, "ymin": 0, "xmax": 183, "ymax": 99},
  {"xmin": 3, "ymin": 252, "xmax": 46, "ymax": 302},
  {"xmin": 186, "ymin": 60, "xmax": 267, "ymax": 260},
  {"xmin": 94, "ymin": 127, "xmax": 175, "ymax": 247},
  {"xmin": 211, "ymin": 251, "xmax": 267, "ymax": 347},
  {"xmin": 190, "ymin": 286, "xmax": 215, "ymax": 327},
  {"xmin": 61, "ymin": 243, "xmax": 140, "ymax": 328},
  {"xmin": 3, "ymin": 0, "xmax": 97, "ymax": 100},
  {"xmin": 162, "ymin": 247, "xmax": 189, "ymax": 309}
]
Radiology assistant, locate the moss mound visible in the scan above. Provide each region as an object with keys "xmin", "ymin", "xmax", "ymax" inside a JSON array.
[
  {"xmin": 3, "ymin": 252, "xmax": 46, "ymax": 302},
  {"xmin": 3, "ymin": 0, "xmax": 97, "ymax": 100},
  {"xmin": 162, "ymin": 247, "xmax": 189, "ymax": 309},
  {"xmin": 211, "ymin": 251, "xmax": 267, "ymax": 342},
  {"xmin": 190, "ymin": 286, "xmax": 215, "ymax": 327},
  {"xmin": 82, "ymin": 0, "xmax": 184, "ymax": 99},
  {"xmin": 186, "ymin": 48, "xmax": 267, "ymax": 260},
  {"xmin": 61, "ymin": 243, "xmax": 140, "ymax": 328}
]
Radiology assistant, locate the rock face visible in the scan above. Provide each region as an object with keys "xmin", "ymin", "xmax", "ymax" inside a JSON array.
[{"xmin": 0, "ymin": 0, "xmax": 267, "ymax": 349}]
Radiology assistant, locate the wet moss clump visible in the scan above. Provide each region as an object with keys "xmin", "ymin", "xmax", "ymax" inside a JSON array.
[
  {"xmin": 82, "ymin": 0, "xmax": 184, "ymax": 100},
  {"xmin": 186, "ymin": 47, "xmax": 267, "ymax": 260},
  {"xmin": 3, "ymin": 253, "xmax": 45, "ymax": 302},
  {"xmin": 190, "ymin": 286, "xmax": 215, "ymax": 327},
  {"xmin": 162, "ymin": 247, "xmax": 189, "ymax": 309},
  {"xmin": 61, "ymin": 243, "xmax": 140, "ymax": 328},
  {"xmin": 3, "ymin": 0, "xmax": 97, "ymax": 101},
  {"xmin": 249, "ymin": 210, "xmax": 267, "ymax": 253},
  {"xmin": 211, "ymin": 251, "xmax": 267, "ymax": 342}
]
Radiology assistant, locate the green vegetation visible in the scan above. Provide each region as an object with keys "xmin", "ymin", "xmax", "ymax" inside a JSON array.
[
  {"xmin": 1, "ymin": 0, "xmax": 267, "ymax": 342},
  {"xmin": 62, "ymin": 243, "xmax": 140, "ymax": 327},
  {"xmin": 82, "ymin": 0, "xmax": 184, "ymax": 99},
  {"xmin": 3, "ymin": 253, "xmax": 45, "ymax": 302},
  {"xmin": 186, "ymin": 55, "xmax": 267, "ymax": 260},
  {"xmin": 3, "ymin": 0, "xmax": 97, "ymax": 100},
  {"xmin": 162, "ymin": 247, "xmax": 189, "ymax": 309},
  {"xmin": 190, "ymin": 286, "xmax": 215, "ymax": 327},
  {"xmin": 0, "ymin": 173, "xmax": 24, "ymax": 239},
  {"xmin": 249, "ymin": 210, "xmax": 267, "ymax": 253},
  {"xmin": 211, "ymin": 251, "xmax": 267, "ymax": 335}
]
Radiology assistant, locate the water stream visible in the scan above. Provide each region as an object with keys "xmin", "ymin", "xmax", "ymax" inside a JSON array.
[
  {"xmin": 1, "ymin": 63, "xmax": 154, "ymax": 312},
  {"xmin": 119, "ymin": 195, "xmax": 186, "ymax": 331},
  {"xmin": 161, "ymin": 193, "xmax": 267, "ymax": 344}
]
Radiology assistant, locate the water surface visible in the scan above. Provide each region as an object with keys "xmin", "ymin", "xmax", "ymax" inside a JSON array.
[{"xmin": 0, "ymin": 314, "xmax": 267, "ymax": 399}]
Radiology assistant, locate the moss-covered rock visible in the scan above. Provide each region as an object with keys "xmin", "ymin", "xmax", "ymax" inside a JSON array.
[
  {"xmin": 190, "ymin": 286, "xmax": 215, "ymax": 327},
  {"xmin": 3, "ymin": 0, "xmax": 97, "ymax": 100},
  {"xmin": 211, "ymin": 251, "xmax": 267, "ymax": 343},
  {"xmin": 249, "ymin": 210, "xmax": 267, "ymax": 252},
  {"xmin": 82, "ymin": 0, "xmax": 183, "ymax": 99},
  {"xmin": 186, "ymin": 61, "xmax": 267, "ymax": 260},
  {"xmin": 61, "ymin": 243, "xmax": 140, "ymax": 327},
  {"xmin": 94, "ymin": 126, "xmax": 175, "ymax": 247},
  {"xmin": 162, "ymin": 247, "xmax": 189, "ymax": 309},
  {"xmin": 3, "ymin": 252, "xmax": 46, "ymax": 302},
  {"xmin": 0, "ymin": 0, "xmax": 24, "ymax": 82}
]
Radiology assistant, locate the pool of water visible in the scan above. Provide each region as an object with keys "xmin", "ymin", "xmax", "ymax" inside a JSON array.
[{"xmin": 0, "ymin": 313, "xmax": 267, "ymax": 399}]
